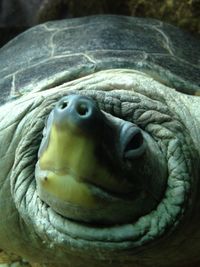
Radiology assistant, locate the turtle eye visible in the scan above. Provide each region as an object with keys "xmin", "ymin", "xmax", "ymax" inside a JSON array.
[
  {"xmin": 120, "ymin": 124, "xmax": 146, "ymax": 160},
  {"xmin": 124, "ymin": 129, "xmax": 145, "ymax": 159},
  {"xmin": 125, "ymin": 130, "xmax": 143, "ymax": 150}
]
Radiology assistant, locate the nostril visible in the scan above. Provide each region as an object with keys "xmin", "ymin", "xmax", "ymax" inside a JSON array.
[
  {"xmin": 53, "ymin": 95, "xmax": 102, "ymax": 134},
  {"xmin": 76, "ymin": 103, "xmax": 89, "ymax": 116},
  {"xmin": 59, "ymin": 101, "xmax": 68, "ymax": 110}
]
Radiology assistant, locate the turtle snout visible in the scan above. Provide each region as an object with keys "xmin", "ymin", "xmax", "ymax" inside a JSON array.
[{"xmin": 54, "ymin": 95, "xmax": 103, "ymax": 135}]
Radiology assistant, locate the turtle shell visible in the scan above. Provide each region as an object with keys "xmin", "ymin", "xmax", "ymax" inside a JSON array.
[{"xmin": 0, "ymin": 15, "xmax": 200, "ymax": 106}]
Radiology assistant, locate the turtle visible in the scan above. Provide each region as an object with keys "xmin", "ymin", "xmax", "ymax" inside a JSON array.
[{"xmin": 0, "ymin": 14, "xmax": 200, "ymax": 267}]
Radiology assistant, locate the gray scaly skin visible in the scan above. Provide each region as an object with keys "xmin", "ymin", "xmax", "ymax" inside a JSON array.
[{"xmin": 0, "ymin": 16, "xmax": 200, "ymax": 267}]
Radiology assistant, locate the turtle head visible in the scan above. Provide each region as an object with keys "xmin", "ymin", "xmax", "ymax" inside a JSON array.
[{"xmin": 35, "ymin": 95, "xmax": 166, "ymax": 224}]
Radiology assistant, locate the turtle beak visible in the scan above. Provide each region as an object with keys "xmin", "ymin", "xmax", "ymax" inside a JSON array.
[
  {"xmin": 36, "ymin": 95, "xmax": 109, "ymax": 208},
  {"xmin": 38, "ymin": 94, "xmax": 104, "ymax": 179}
]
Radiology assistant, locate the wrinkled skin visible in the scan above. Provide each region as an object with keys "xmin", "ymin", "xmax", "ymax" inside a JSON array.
[
  {"xmin": 0, "ymin": 16, "xmax": 200, "ymax": 267},
  {"xmin": 0, "ymin": 69, "xmax": 200, "ymax": 267}
]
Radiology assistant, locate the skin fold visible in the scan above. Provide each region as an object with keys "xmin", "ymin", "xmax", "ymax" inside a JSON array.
[{"xmin": 0, "ymin": 69, "xmax": 199, "ymax": 267}]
